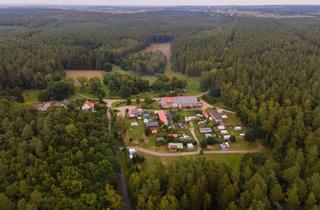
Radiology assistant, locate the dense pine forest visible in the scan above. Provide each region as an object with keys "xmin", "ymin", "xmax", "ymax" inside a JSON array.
[{"xmin": 0, "ymin": 7, "xmax": 320, "ymax": 210}]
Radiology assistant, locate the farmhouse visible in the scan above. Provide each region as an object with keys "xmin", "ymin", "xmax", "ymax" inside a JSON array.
[
  {"xmin": 168, "ymin": 143, "xmax": 184, "ymax": 151},
  {"xmin": 209, "ymin": 109, "xmax": 222, "ymax": 123},
  {"xmin": 128, "ymin": 108, "xmax": 144, "ymax": 118},
  {"xmin": 160, "ymin": 96, "xmax": 200, "ymax": 109},
  {"xmin": 82, "ymin": 101, "xmax": 95, "ymax": 111},
  {"xmin": 38, "ymin": 102, "xmax": 52, "ymax": 112},
  {"xmin": 157, "ymin": 110, "xmax": 169, "ymax": 125}
]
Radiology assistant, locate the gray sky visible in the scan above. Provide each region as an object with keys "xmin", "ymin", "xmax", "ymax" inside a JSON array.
[{"xmin": 0, "ymin": 0, "xmax": 319, "ymax": 6}]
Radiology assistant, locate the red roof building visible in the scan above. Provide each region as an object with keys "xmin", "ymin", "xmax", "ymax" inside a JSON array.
[
  {"xmin": 82, "ymin": 101, "xmax": 95, "ymax": 111},
  {"xmin": 157, "ymin": 110, "xmax": 169, "ymax": 125}
]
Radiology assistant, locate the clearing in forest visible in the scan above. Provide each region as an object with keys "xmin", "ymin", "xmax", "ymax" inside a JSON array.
[
  {"xmin": 65, "ymin": 70, "xmax": 106, "ymax": 86},
  {"xmin": 142, "ymin": 43, "xmax": 171, "ymax": 60}
]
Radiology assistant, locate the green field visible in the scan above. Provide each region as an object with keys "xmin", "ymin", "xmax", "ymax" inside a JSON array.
[
  {"xmin": 23, "ymin": 90, "xmax": 40, "ymax": 103},
  {"xmin": 140, "ymin": 153, "xmax": 244, "ymax": 170}
]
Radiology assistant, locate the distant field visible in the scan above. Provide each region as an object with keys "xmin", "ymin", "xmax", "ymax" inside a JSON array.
[
  {"xmin": 65, "ymin": 70, "xmax": 106, "ymax": 86},
  {"xmin": 142, "ymin": 43, "xmax": 171, "ymax": 60}
]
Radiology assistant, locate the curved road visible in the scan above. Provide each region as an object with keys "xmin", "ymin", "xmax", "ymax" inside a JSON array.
[{"xmin": 130, "ymin": 122, "xmax": 259, "ymax": 157}]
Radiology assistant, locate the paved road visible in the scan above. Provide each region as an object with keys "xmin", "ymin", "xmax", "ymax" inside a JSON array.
[{"xmin": 108, "ymin": 109, "xmax": 132, "ymax": 210}]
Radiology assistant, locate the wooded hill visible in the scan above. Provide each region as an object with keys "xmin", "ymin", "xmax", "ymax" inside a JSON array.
[{"xmin": 0, "ymin": 9, "xmax": 228, "ymax": 101}]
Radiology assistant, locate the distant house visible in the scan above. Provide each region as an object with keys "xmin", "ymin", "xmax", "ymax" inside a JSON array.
[
  {"xmin": 82, "ymin": 101, "xmax": 95, "ymax": 111},
  {"xmin": 131, "ymin": 121, "xmax": 139, "ymax": 127},
  {"xmin": 221, "ymin": 130, "xmax": 228, "ymax": 135},
  {"xmin": 234, "ymin": 126, "xmax": 242, "ymax": 131},
  {"xmin": 146, "ymin": 121, "xmax": 159, "ymax": 134},
  {"xmin": 168, "ymin": 143, "xmax": 184, "ymax": 151},
  {"xmin": 202, "ymin": 111, "xmax": 209, "ymax": 119},
  {"xmin": 199, "ymin": 127, "xmax": 212, "ymax": 134},
  {"xmin": 198, "ymin": 120, "xmax": 207, "ymax": 127},
  {"xmin": 187, "ymin": 143, "xmax": 194, "ymax": 150},
  {"xmin": 217, "ymin": 125, "xmax": 226, "ymax": 130},
  {"xmin": 179, "ymin": 134, "xmax": 192, "ymax": 141},
  {"xmin": 160, "ymin": 96, "xmax": 200, "ymax": 109},
  {"xmin": 128, "ymin": 108, "xmax": 144, "ymax": 118},
  {"xmin": 157, "ymin": 110, "xmax": 169, "ymax": 125},
  {"xmin": 224, "ymin": 135, "xmax": 231, "ymax": 141},
  {"xmin": 221, "ymin": 115, "xmax": 228, "ymax": 119},
  {"xmin": 156, "ymin": 137, "xmax": 165, "ymax": 143},
  {"xmin": 185, "ymin": 116, "xmax": 197, "ymax": 122},
  {"xmin": 38, "ymin": 102, "xmax": 52, "ymax": 112},
  {"xmin": 128, "ymin": 148, "xmax": 137, "ymax": 159},
  {"xmin": 209, "ymin": 109, "xmax": 222, "ymax": 123}
]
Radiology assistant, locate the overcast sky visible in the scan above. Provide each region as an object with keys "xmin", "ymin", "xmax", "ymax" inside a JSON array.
[{"xmin": 0, "ymin": 0, "xmax": 319, "ymax": 6}]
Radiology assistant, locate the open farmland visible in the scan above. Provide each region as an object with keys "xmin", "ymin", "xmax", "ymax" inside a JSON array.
[
  {"xmin": 142, "ymin": 43, "xmax": 171, "ymax": 59},
  {"xmin": 65, "ymin": 70, "xmax": 106, "ymax": 86}
]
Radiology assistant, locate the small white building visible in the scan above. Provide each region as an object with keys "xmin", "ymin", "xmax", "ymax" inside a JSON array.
[
  {"xmin": 240, "ymin": 133, "xmax": 245, "ymax": 137},
  {"xmin": 168, "ymin": 143, "xmax": 184, "ymax": 151},
  {"xmin": 185, "ymin": 116, "xmax": 197, "ymax": 122},
  {"xmin": 220, "ymin": 143, "xmax": 227, "ymax": 151},
  {"xmin": 187, "ymin": 143, "xmax": 194, "ymax": 150},
  {"xmin": 234, "ymin": 126, "xmax": 242, "ymax": 131},
  {"xmin": 225, "ymin": 142, "xmax": 230, "ymax": 148},
  {"xmin": 218, "ymin": 125, "xmax": 226, "ymax": 130},
  {"xmin": 200, "ymin": 127, "xmax": 212, "ymax": 134},
  {"xmin": 131, "ymin": 121, "xmax": 139, "ymax": 127},
  {"xmin": 128, "ymin": 148, "xmax": 137, "ymax": 159},
  {"xmin": 221, "ymin": 130, "xmax": 228, "ymax": 135},
  {"xmin": 221, "ymin": 115, "xmax": 228, "ymax": 119},
  {"xmin": 224, "ymin": 135, "xmax": 231, "ymax": 141}
]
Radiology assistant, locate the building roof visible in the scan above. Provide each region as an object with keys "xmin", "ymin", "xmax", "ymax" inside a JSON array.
[
  {"xmin": 168, "ymin": 143, "xmax": 183, "ymax": 149},
  {"xmin": 157, "ymin": 110, "xmax": 168, "ymax": 125},
  {"xmin": 209, "ymin": 109, "xmax": 222, "ymax": 121},
  {"xmin": 202, "ymin": 111, "xmax": 209, "ymax": 118},
  {"xmin": 161, "ymin": 96, "xmax": 198, "ymax": 107},
  {"xmin": 83, "ymin": 101, "xmax": 95, "ymax": 108},
  {"xmin": 146, "ymin": 121, "xmax": 159, "ymax": 128},
  {"xmin": 128, "ymin": 108, "xmax": 144, "ymax": 117}
]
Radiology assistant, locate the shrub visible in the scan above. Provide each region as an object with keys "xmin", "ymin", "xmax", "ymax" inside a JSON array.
[{"xmin": 229, "ymin": 135, "xmax": 236, "ymax": 143}]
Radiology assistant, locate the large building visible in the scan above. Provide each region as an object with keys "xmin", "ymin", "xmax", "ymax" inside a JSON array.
[{"xmin": 160, "ymin": 96, "xmax": 200, "ymax": 109}]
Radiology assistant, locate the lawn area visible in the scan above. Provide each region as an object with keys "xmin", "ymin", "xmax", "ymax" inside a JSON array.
[
  {"xmin": 140, "ymin": 153, "xmax": 244, "ymax": 170},
  {"xmin": 112, "ymin": 65, "xmax": 158, "ymax": 84},
  {"xmin": 23, "ymin": 90, "xmax": 39, "ymax": 103},
  {"xmin": 164, "ymin": 69, "xmax": 201, "ymax": 95}
]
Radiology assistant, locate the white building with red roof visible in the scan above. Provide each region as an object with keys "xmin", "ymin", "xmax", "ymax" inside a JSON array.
[{"xmin": 82, "ymin": 101, "xmax": 95, "ymax": 111}]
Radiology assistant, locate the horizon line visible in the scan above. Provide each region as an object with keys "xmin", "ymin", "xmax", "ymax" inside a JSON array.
[{"xmin": 1, "ymin": 3, "xmax": 320, "ymax": 7}]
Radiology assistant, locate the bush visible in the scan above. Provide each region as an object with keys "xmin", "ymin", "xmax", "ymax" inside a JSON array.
[
  {"xmin": 144, "ymin": 127, "xmax": 151, "ymax": 136},
  {"xmin": 244, "ymin": 129, "xmax": 256, "ymax": 142},
  {"xmin": 200, "ymin": 139, "xmax": 208, "ymax": 148},
  {"xmin": 132, "ymin": 154, "xmax": 145, "ymax": 163},
  {"xmin": 229, "ymin": 135, "xmax": 236, "ymax": 143},
  {"xmin": 102, "ymin": 63, "xmax": 113, "ymax": 72}
]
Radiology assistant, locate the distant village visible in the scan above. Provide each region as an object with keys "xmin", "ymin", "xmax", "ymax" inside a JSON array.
[{"xmin": 37, "ymin": 95, "xmax": 246, "ymax": 158}]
